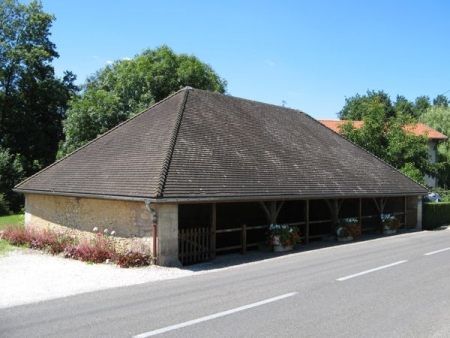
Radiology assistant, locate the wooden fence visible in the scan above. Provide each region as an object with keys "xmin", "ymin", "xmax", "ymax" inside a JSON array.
[
  {"xmin": 179, "ymin": 227, "xmax": 212, "ymax": 265},
  {"xmin": 178, "ymin": 211, "xmax": 407, "ymax": 265}
]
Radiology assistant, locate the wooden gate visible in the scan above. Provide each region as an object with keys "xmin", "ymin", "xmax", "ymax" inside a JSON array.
[{"xmin": 178, "ymin": 227, "xmax": 213, "ymax": 265}]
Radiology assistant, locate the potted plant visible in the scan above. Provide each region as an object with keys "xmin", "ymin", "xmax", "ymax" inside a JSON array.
[
  {"xmin": 268, "ymin": 224, "xmax": 301, "ymax": 252},
  {"xmin": 336, "ymin": 218, "xmax": 361, "ymax": 241},
  {"xmin": 381, "ymin": 214, "xmax": 400, "ymax": 235}
]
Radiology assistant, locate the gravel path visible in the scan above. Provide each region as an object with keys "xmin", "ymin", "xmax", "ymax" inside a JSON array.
[{"xmin": 0, "ymin": 249, "xmax": 196, "ymax": 309}]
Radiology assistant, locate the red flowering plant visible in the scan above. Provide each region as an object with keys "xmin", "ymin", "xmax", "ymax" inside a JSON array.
[
  {"xmin": 381, "ymin": 214, "xmax": 401, "ymax": 230},
  {"xmin": 268, "ymin": 224, "xmax": 301, "ymax": 248},
  {"xmin": 336, "ymin": 218, "xmax": 361, "ymax": 239}
]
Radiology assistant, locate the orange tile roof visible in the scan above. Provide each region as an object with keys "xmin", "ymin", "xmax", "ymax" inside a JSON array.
[{"xmin": 319, "ymin": 120, "xmax": 448, "ymax": 140}]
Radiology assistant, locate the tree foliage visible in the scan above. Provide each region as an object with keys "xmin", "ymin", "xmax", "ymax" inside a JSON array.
[
  {"xmin": 339, "ymin": 91, "xmax": 448, "ymax": 120},
  {"xmin": 339, "ymin": 98, "xmax": 431, "ymax": 182},
  {"xmin": 58, "ymin": 45, "xmax": 227, "ymax": 157},
  {"xmin": 0, "ymin": 147, "xmax": 24, "ymax": 215},
  {"xmin": 0, "ymin": 0, "xmax": 77, "ymax": 211},
  {"xmin": 419, "ymin": 105, "xmax": 450, "ymax": 187},
  {"xmin": 338, "ymin": 90, "xmax": 395, "ymax": 120}
]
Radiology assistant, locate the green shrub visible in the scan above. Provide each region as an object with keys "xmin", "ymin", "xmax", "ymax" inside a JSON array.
[
  {"xmin": 423, "ymin": 202, "xmax": 450, "ymax": 230},
  {"xmin": 116, "ymin": 251, "xmax": 151, "ymax": 268}
]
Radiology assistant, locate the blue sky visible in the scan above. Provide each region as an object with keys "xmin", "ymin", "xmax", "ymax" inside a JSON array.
[{"xmin": 38, "ymin": 0, "xmax": 450, "ymax": 120}]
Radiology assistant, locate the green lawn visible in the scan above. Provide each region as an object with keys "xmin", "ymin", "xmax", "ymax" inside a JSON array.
[
  {"xmin": 0, "ymin": 214, "xmax": 24, "ymax": 230},
  {"xmin": 0, "ymin": 214, "xmax": 24, "ymax": 255}
]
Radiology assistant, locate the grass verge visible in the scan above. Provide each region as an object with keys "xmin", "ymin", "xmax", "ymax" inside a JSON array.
[{"xmin": 0, "ymin": 214, "xmax": 24, "ymax": 255}]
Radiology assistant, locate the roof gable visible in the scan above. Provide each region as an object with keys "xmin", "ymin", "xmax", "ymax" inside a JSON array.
[{"xmin": 16, "ymin": 88, "xmax": 427, "ymax": 201}]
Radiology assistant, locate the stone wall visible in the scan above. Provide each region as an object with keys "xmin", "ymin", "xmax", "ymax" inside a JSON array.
[
  {"xmin": 151, "ymin": 203, "xmax": 180, "ymax": 267},
  {"xmin": 24, "ymin": 193, "xmax": 153, "ymax": 254}
]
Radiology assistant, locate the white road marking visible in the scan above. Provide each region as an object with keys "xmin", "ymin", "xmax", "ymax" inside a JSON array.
[
  {"xmin": 337, "ymin": 260, "xmax": 408, "ymax": 281},
  {"xmin": 133, "ymin": 292, "xmax": 298, "ymax": 337},
  {"xmin": 424, "ymin": 247, "xmax": 450, "ymax": 256}
]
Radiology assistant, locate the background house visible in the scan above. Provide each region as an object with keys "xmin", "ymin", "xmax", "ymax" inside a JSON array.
[
  {"xmin": 15, "ymin": 88, "xmax": 427, "ymax": 266},
  {"xmin": 319, "ymin": 120, "xmax": 448, "ymax": 187}
]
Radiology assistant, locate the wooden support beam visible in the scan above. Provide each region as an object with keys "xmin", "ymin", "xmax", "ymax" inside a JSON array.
[
  {"xmin": 259, "ymin": 201, "xmax": 271, "ymax": 223},
  {"xmin": 372, "ymin": 198, "xmax": 381, "ymax": 213},
  {"xmin": 259, "ymin": 201, "xmax": 285, "ymax": 224},
  {"xmin": 276, "ymin": 201, "xmax": 285, "ymax": 220},
  {"xmin": 241, "ymin": 224, "xmax": 247, "ymax": 255},
  {"xmin": 305, "ymin": 200, "xmax": 310, "ymax": 244},
  {"xmin": 211, "ymin": 203, "xmax": 216, "ymax": 260},
  {"xmin": 359, "ymin": 198, "xmax": 362, "ymax": 229},
  {"xmin": 325, "ymin": 199, "xmax": 343, "ymax": 229},
  {"xmin": 404, "ymin": 196, "xmax": 407, "ymax": 230}
]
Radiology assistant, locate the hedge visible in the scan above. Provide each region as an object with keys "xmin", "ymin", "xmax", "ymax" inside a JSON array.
[{"xmin": 423, "ymin": 202, "xmax": 450, "ymax": 230}]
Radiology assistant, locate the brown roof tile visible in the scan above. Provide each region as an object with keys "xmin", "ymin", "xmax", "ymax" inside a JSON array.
[
  {"xmin": 320, "ymin": 120, "xmax": 447, "ymax": 140},
  {"xmin": 15, "ymin": 88, "xmax": 427, "ymax": 201}
]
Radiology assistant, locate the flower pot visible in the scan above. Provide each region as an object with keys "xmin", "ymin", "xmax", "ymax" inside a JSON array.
[
  {"xmin": 338, "ymin": 236, "xmax": 353, "ymax": 242},
  {"xmin": 383, "ymin": 228, "xmax": 396, "ymax": 235},
  {"xmin": 273, "ymin": 244, "xmax": 293, "ymax": 252},
  {"xmin": 272, "ymin": 235, "xmax": 281, "ymax": 246}
]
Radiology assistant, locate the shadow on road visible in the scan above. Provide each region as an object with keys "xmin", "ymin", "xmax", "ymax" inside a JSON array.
[{"xmin": 183, "ymin": 229, "xmax": 425, "ymax": 273}]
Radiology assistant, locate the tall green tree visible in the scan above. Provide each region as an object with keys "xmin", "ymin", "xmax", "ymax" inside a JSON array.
[
  {"xmin": 0, "ymin": 0, "xmax": 77, "ymax": 211},
  {"xmin": 58, "ymin": 45, "xmax": 227, "ymax": 157},
  {"xmin": 433, "ymin": 94, "xmax": 449, "ymax": 107},
  {"xmin": 413, "ymin": 95, "xmax": 431, "ymax": 117},
  {"xmin": 394, "ymin": 95, "xmax": 415, "ymax": 117},
  {"xmin": 339, "ymin": 98, "xmax": 431, "ymax": 183},
  {"xmin": 0, "ymin": 147, "xmax": 24, "ymax": 214},
  {"xmin": 338, "ymin": 90, "xmax": 395, "ymax": 120}
]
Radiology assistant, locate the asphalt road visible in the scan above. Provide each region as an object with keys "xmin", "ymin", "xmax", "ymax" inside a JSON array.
[{"xmin": 2, "ymin": 230, "xmax": 450, "ymax": 338}]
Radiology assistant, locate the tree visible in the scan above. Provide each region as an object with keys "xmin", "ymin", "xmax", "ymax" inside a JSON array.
[
  {"xmin": 0, "ymin": 147, "xmax": 24, "ymax": 215},
  {"xmin": 394, "ymin": 95, "xmax": 415, "ymax": 117},
  {"xmin": 339, "ymin": 99, "xmax": 431, "ymax": 182},
  {"xmin": 58, "ymin": 45, "xmax": 227, "ymax": 157},
  {"xmin": 433, "ymin": 94, "xmax": 449, "ymax": 107},
  {"xmin": 338, "ymin": 90, "xmax": 395, "ymax": 120},
  {"xmin": 0, "ymin": 0, "xmax": 77, "ymax": 211},
  {"xmin": 413, "ymin": 96, "xmax": 431, "ymax": 117},
  {"xmin": 419, "ymin": 105, "xmax": 450, "ymax": 187}
]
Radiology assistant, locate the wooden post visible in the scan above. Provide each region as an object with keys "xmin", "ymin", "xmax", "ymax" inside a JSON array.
[
  {"xmin": 305, "ymin": 199, "xmax": 310, "ymax": 244},
  {"xmin": 326, "ymin": 199, "xmax": 343, "ymax": 231},
  {"xmin": 260, "ymin": 201, "xmax": 285, "ymax": 225},
  {"xmin": 404, "ymin": 196, "xmax": 407, "ymax": 230},
  {"xmin": 211, "ymin": 203, "xmax": 216, "ymax": 260},
  {"xmin": 359, "ymin": 198, "xmax": 362, "ymax": 233},
  {"xmin": 241, "ymin": 224, "xmax": 247, "ymax": 254}
]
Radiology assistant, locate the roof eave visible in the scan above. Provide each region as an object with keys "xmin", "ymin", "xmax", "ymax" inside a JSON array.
[
  {"xmin": 13, "ymin": 188, "xmax": 154, "ymax": 203},
  {"xmin": 15, "ymin": 188, "xmax": 427, "ymax": 205}
]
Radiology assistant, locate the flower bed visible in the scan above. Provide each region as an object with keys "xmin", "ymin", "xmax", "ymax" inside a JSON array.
[
  {"xmin": 268, "ymin": 224, "xmax": 300, "ymax": 249},
  {"xmin": 336, "ymin": 218, "xmax": 361, "ymax": 240},
  {"xmin": 381, "ymin": 214, "xmax": 401, "ymax": 232}
]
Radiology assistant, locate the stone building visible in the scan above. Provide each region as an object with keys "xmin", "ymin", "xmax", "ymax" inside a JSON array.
[{"xmin": 15, "ymin": 88, "xmax": 427, "ymax": 266}]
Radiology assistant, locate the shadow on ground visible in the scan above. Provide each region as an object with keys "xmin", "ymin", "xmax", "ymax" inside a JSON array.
[{"xmin": 183, "ymin": 229, "xmax": 425, "ymax": 273}]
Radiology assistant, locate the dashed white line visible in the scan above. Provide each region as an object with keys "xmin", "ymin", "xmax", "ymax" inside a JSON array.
[
  {"xmin": 133, "ymin": 292, "xmax": 298, "ymax": 337},
  {"xmin": 337, "ymin": 260, "xmax": 408, "ymax": 281},
  {"xmin": 424, "ymin": 247, "xmax": 450, "ymax": 256}
]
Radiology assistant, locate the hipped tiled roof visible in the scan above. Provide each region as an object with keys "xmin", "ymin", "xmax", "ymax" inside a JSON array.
[{"xmin": 15, "ymin": 88, "xmax": 427, "ymax": 201}]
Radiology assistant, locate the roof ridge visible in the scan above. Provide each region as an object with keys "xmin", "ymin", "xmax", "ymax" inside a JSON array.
[
  {"xmin": 155, "ymin": 87, "xmax": 192, "ymax": 197},
  {"xmin": 15, "ymin": 88, "xmax": 189, "ymax": 190}
]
